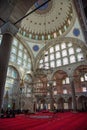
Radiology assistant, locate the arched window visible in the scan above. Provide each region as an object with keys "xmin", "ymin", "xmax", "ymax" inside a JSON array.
[
  {"xmin": 10, "ymin": 38, "xmax": 31, "ymax": 70},
  {"xmin": 3, "ymin": 66, "xmax": 19, "ymax": 108},
  {"xmin": 39, "ymin": 42, "xmax": 84, "ymax": 68},
  {"xmin": 80, "ymin": 73, "xmax": 87, "ymax": 92}
]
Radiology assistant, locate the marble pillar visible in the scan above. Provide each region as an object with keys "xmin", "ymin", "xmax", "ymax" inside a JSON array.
[
  {"xmin": 69, "ymin": 77, "xmax": 77, "ymax": 111},
  {"xmin": 0, "ymin": 22, "xmax": 18, "ymax": 109},
  {"xmin": 48, "ymin": 82, "xmax": 54, "ymax": 111}
]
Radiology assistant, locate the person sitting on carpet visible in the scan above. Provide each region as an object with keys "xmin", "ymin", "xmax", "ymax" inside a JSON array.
[
  {"xmin": 6, "ymin": 108, "xmax": 11, "ymax": 118},
  {"xmin": 0, "ymin": 108, "xmax": 5, "ymax": 118}
]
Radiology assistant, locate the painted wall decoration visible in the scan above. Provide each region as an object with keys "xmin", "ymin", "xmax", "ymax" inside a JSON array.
[
  {"xmin": 73, "ymin": 28, "xmax": 80, "ymax": 37},
  {"xmin": 33, "ymin": 45, "xmax": 39, "ymax": 52}
]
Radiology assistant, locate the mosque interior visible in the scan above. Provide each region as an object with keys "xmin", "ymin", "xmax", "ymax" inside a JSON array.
[{"xmin": 0, "ymin": 0, "xmax": 87, "ymax": 112}]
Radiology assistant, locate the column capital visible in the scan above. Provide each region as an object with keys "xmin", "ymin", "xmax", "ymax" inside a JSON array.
[
  {"xmin": 69, "ymin": 76, "xmax": 74, "ymax": 82},
  {"xmin": 1, "ymin": 21, "xmax": 18, "ymax": 35}
]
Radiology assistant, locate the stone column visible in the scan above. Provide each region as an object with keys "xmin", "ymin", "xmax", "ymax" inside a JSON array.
[
  {"xmin": 0, "ymin": 22, "xmax": 18, "ymax": 109},
  {"xmin": 48, "ymin": 82, "xmax": 54, "ymax": 111},
  {"xmin": 69, "ymin": 77, "xmax": 77, "ymax": 111},
  {"xmin": 57, "ymin": 80, "xmax": 63, "ymax": 93}
]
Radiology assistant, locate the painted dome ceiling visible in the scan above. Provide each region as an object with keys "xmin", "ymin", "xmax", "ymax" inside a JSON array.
[{"xmin": 19, "ymin": 0, "xmax": 75, "ymax": 40}]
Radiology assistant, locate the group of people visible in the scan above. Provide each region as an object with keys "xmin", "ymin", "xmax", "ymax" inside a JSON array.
[{"xmin": 0, "ymin": 108, "xmax": 15, "ymax": 118}]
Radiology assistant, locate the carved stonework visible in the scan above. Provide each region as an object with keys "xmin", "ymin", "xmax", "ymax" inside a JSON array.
[{"xmin": 1, "ymin": 21, "xmax": 18, "ymax": 35}]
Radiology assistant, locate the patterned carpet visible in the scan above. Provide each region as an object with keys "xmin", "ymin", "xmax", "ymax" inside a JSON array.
[{"xmin": 0, "ymin": 112, "xmax": 87, "ymax": 130}]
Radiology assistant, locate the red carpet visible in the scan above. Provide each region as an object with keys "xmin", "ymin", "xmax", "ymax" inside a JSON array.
[{"xmin": 0, "ymin": 112, "xmax": 87, "ymax": 130}]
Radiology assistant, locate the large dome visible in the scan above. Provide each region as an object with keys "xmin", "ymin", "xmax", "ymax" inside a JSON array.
[{"xmin": 19, "ymin": 0, "xmax": 75, "ymax": 40}]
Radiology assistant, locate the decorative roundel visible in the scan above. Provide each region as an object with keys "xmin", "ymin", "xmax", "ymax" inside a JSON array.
[
  {"xmin": 33, "ymin": 45, "xmax": 39, "ymax": 51},
  {"xmin": 73, "ymin": 28, "xmax": 80, "ymax": 37},
  {"xmin": 35, "ymin": 0, "xmax": 48, "ymax": 10}
]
